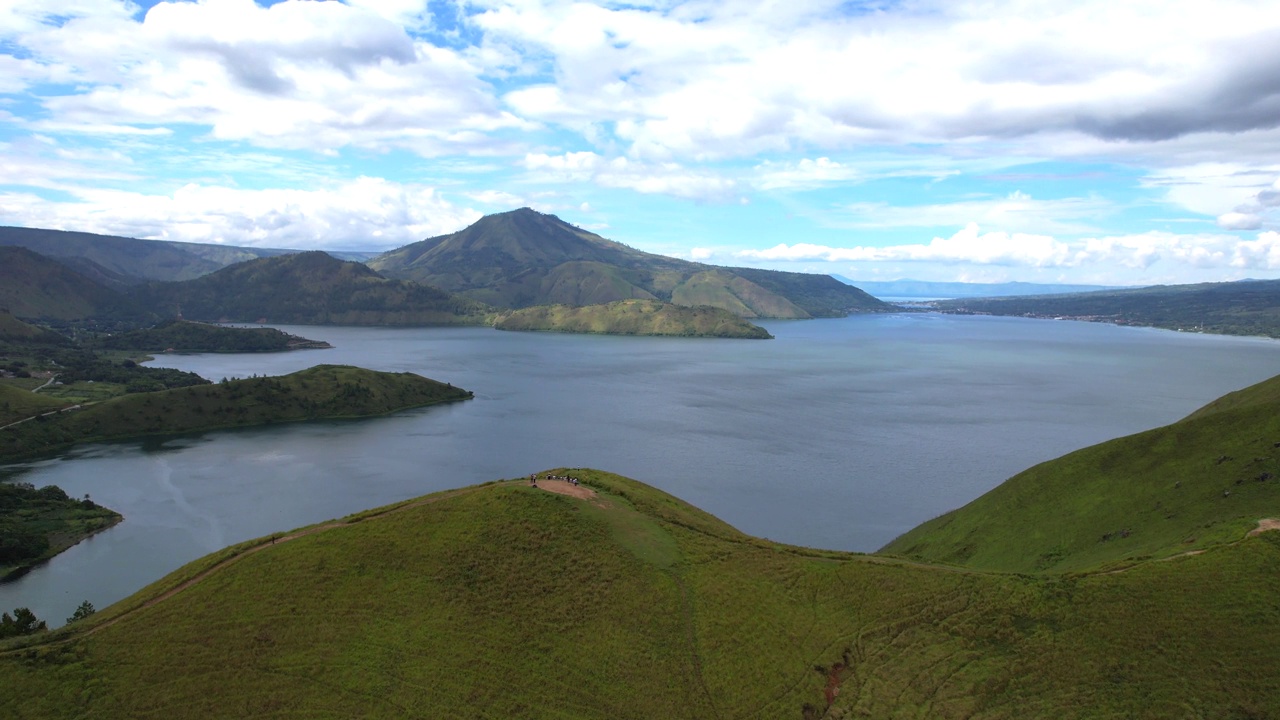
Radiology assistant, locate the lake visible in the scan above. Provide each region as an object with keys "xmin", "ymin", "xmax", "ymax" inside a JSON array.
[{"xmin": 3, "ymin": 313, "xmax": 1279, "ymax": 626}]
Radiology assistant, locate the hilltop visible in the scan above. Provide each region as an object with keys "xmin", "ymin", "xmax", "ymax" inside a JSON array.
[
  {"xmin": 0, "ymin": 226, "xmax": 288, "ymax": 284},
  {"xmin": 0, "ymin": 365, "xmax": 472, "ymax": 461},
  {"xmin": 370, "ymin": 208, "xmax": 890, "ymax": 318},
  {"xmin": 129, "ymin": 251, "xmax": 492, "ymax": 326},
  {"xmin": 493, "ymin": 299, "xmax": 773, "ymax": 338},
  {"xmin": 934, "ymin": 278, "xmax": 1280, "ymax": 338},
  {"xmin": 881, "ymin": 371, "xmax": 1280, "ymax": 573},
  {"xmin": 0, "ymin": 468, "xmax": 1276, "ymax": 718}
]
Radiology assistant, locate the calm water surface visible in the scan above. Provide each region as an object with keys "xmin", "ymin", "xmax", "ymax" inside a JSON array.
[{"xmin": 3, "ymin": 313, "xmax": 1279, "ymax": 625}]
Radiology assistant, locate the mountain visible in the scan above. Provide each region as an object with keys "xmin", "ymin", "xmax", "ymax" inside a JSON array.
[
  {"xmin": 369, "ymin": 208, "xmax": 891, "ymax": 318},
  {"xmin": 128, "ymin": 251, "xmax": 492, "ymax": 326},
  {"xmin": 933, "ymin": 278, "xmax": 1280, "ymax": 337},
  {"xmin": 881, "ymin": 371, "xmax": 1280, "ymax": 573},
  {"xmin": 2, "ymin": 464, "xmax": 1276, "ymax": 717},
  {"xmin": 493, "ymin": 299, "xmax": 773, "ymax": 338},
  {"xmin": 0, "ymin": 226, "xmax": 293, "ymax": 283},
  {"xmin": 835, "ymin": 277, "xmax": 1127, "ymax": 299},
  {"xmin": 0, "ymin": 247, "xmax": 141, "ymax": 321},
  {"xmin": 0, "ymin": 309, "xmax": 68, "ymax": 345}
]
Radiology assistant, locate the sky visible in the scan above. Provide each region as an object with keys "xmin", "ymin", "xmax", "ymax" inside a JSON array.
[{"xmin": 2, "ymin": 0, "xmax": 1280, "ymax": 286}]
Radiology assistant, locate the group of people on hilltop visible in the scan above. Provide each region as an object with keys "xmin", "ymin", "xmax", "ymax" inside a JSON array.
[{"xmin": 528, "ymin": 473, "xmax": 580, "ymax": 487}]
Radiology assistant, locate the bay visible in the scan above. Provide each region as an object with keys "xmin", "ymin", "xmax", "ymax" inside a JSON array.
[{"xmin": 3, "ymin": 313, "xmax": 1279, "ymax": 626}]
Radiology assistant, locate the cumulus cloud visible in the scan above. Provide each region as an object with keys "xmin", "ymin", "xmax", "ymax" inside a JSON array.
[
  {"xmin": 0, "ymin": 177, "xmax": 481, "ymax": 250},
  {"xmin": 733, "ymin": 224, "xmax": 1280, "ymax": 274},
  {"xmin": 523, "ymin": 151, "xmax": 738, "ymax": 201}
]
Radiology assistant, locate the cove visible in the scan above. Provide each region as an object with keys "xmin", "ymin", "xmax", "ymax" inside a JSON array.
[{"xmin": 3, "ymin": 313, "xmax": 1280, "ymax": 626}]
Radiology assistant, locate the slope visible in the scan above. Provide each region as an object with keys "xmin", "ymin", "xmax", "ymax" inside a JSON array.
[
  {"xmin": 0, "ymin": 247, "xmax": 141, "ymax": 322},
  {"xmin": 1, "ymin": 469, "xmax": 1277, "ymax": 718},
  {"xmin": 129, "ymin": 251, "xmax": 492, "ymax": 326},
  {"xmin": 881, "ymin": 372, "xmax": 1280, "ymax": 573},
  {"xmin": 370, "ymin": 208, "xmax": 891, "ymax": 318},
  {"xmin": 0, "ymin": 226, "xmax": 289, "ymax": 283}
]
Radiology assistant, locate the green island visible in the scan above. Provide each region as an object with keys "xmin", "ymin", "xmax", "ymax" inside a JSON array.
[
  {"xmin": 1, "ymin": 483, "xmax": 121, "ymax": 581},
  {"xmin": 2, "ymin": 373, "xmax": 1279, "ymax": 717},
  {"xmin": 92, "ymin": 319, "xmax": 331, "ymax": 353},
  {"xmin": 0, "ymin": 365, "xmax": 472, "ymax": 462},
  {"xmin": 493, "ymin": 299, "xmax": 774, "ymax": 338}
]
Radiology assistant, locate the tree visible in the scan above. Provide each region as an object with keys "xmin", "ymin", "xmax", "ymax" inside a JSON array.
[
  {"xmin": 66, "ymin": 600, "xmax": 96, "ymax": 625},
  {"xmin": 0, "ymin": 607, "xmax": 47, "ymax": 638}
]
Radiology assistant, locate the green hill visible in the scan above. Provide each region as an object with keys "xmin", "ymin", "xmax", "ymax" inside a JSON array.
[
  {"xmin": 1, "ymin": 469, "xmax": 1277, "ymax": 718},
  {"xmin": 369, "ymin": 208, "xmax": 890, "ymax": 318},
  {"xmin": 493, "ymin": 299, "xmax": 773, "ymax": 338},
  {"xmin": 0, "ymin": 310, "xmax": 67, "ymax": 345},
  {"xmin": 92, "ymin": 319, "xmax": 331, "ymax": 353},
  {"xmin": 880, "ymin": 372, "xmax": 1280, "ymax": 573},
  {"xmin": 0, "ymin": 247, "xmax": 141, "ymax": 322},
  {"xmin": 0, "ymin": 226, "xmax": 289, "ymax": 283},
  {"xmin": 0, "ymin": 364, "xmax": 471, "ymax": 461},
  {"xmin": 128, "ymin": 251, "xmax": 492, "ymax": 326},
  {"xmin": 935, "ymin": 278, "xmax": 1280, "ymax": 338},
  {"xmin": 0, "ymin": 482, "xmax": 121, "ymax": 580},
  {"xmin": 0, "ymin": 384, "xmax": 70, "ymax": 426}
]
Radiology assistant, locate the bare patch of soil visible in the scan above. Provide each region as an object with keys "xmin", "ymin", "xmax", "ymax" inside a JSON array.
[
  {"xmin": 536, "ymin": 479, "xmax": 598, "ymax": 500},
  {"xmin": 1249, "ymin": 518, "xmax": 1280, "ymax": 537}
]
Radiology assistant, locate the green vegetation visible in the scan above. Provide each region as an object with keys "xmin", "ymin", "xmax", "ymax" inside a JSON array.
[
  {"xmin": 0, "ymin": 468, "xmax": 1276, "ymax": 718},
  {"xmin": 131, "ymin": 251, "xmax": 492, "ymax": 326},
  {"xmin": 936, "ymin": 278, "xmax": 1280, "ymax": 338},
  {"xmin": 881, "ymin": 372, "xmax": 1280, "ymax": 573},
  {"xmin": 0, "ymin": 247, "xmax": 141, "ymax": 322},
  {"xmin": 0, "ymin": 365, "xmax": 472, "ymax": 461},
  {"xmin": 0, "ymin": 225, "xmax": 285, "ymax": 284},
  {"xmin": 0, "ymin": 482, "xmax": 121, "ymax": 579},
  {"xmin": 494, "ymin": 299, "xmax": 773, "ymax": 338},
  {"xmin": 0, "ymin": 385, "xmax": 69, "ymax": 427},
  {"xmin": 93, "ymin": 319, "xmax": 331, "ymax": 353},
  {"xmin": 370, "ymin": 207, "xmax": 892, "ymax": 318},
  {"xmin": 0, "ymin": 608, "xmax": 46, "ymax": 639}
]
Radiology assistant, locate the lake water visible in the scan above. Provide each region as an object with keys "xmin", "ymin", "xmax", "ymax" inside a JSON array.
[{"xmin": 3, "ymin": 313, "xmax": 1280, "ymax": 626}]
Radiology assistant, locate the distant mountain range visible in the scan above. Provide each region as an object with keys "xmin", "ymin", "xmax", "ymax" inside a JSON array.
[
  {"xmin": 933, "ymin": 279, "xmax": 1280, "ymax": 338},
  {"xmin": 370, "ymin": 208, "xmax": 890, "ymax": 318},
  {"xmin": 833, "ymin": 276, "xmax": 1127, "ymax": 299}
]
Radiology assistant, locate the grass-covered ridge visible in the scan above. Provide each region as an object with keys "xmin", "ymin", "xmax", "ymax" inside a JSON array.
[
  {"xmin": 1, "ymin": 469, "xmax": 1277, "ymax": 718},
  {"xmin": 92, "ymin": 319, "xmax": 331, "ymax": 353},
  {"xmin": 0, "ymin": 364, "xmax": 471, "ymax": 461},
  {"xmin": 881, "ymin": 371, "xmax": 1280, "ymax": 573},
  {"xmin": 493, "ymin": 299, "xmax": 774, "ymax": 338}
]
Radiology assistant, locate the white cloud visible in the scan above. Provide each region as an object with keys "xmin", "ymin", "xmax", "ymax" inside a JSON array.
[
  {"xmin": 522, "ymin": 151, "xmax": 738, "ymax": 201},
  {"xmin": 835, "ymin": 192, "xmax": 1114, "ymax": 236},
  {"xmin": 752, "ymin": 157, "xmax": 860, "ymax": 191},
  {"xmin": 732, "ymin": 224, "xmax": 1280, "ymax": 275},
  {"xmin": 0, "ymin": 177, "xmax": 481, "ymax": 251},
  {"xmin": 1217, "ymin": 212, "xmax": 1263, "ymax": 231}
]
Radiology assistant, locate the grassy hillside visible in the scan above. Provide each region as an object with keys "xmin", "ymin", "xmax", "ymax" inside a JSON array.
[
  {"xmin": 494, "ymin": 299, "xmax": 773, "ymax": 338},
  {"xmin": 129, "ymin": 251, "xmax": 492, "ymax": 326},
  {"xmin": 1, "ymin": 469, "xmax": 1276, "ymax": 718},
  {"xmin": 0, "ymin": 365, "xmax": 471, "ymax": 461},
  {"xmin": 370, "ymin": 208, "xmax": 891, "ymax": 318},
  {"xmin": 936, "ymin": 278, "xmax": 1280, "ymax": 338},
  {"xmin": 0, "ymin": 384, "xmax": 70, "ymax": 426},
  {"xmin": 92, "ymin": 320, "xmax": 330, "ymax": 353},
  {"xmin": 881, "ymin": 372, "xmax": 1280, "ymax": 573},
  {"xmin": 0, "ymin": 226, "xmax": 288, "ymax": 283},
  {"xmin": 0, "ymin": 311, "xmax": 67, "ymax": 345},
  {"xmin": 0, "ymin": 247, "xmax": 141, "ymax": 322}
]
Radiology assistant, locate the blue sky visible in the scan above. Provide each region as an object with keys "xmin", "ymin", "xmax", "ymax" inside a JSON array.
[{"xmin": 3, "ymin": 0, "xmax": 1280, "ymax": 285}]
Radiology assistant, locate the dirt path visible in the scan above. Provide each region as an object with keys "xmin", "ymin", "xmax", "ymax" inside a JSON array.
[
  {"xmin": 535, "ymin": 478, "xmax": 597, "ymax": 500},
  {"xmin": 1249, "ymin": 517, "xmax": 1280, "ymax": 536}
]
